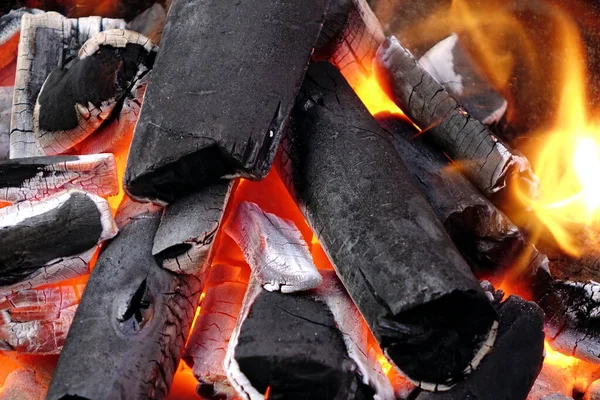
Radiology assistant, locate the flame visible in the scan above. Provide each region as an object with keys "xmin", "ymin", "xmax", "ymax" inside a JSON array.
[
  {"xmin": 352, "ymin": 74, "xmax": 405, "ymax": 117},
  {"xmin": 543, "ymin": 341, "xmax": 598, "ymax": 395}
]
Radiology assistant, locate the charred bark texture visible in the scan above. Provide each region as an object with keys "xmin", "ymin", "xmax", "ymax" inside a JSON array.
[
  {"xmin": 47, "ymin": 210, "xmax": 204, "ymax": 400},
  {"xmin": 377, "ymin": 116, "xmax": 524, "ymax": 276},
  {"xmin": 124, "ymin": 0, "xmax": 329, "ymax": 204},
  {"xmin": 153, "ymin": 181, "xmax": 231, "ymax": 275},
  {"xmin": 374, "ymin": 36, "xmax": 538, "ymax": 200},
  {"xmin": 277, "ymin": 61, "xmax": 498, "ymax": 387}
]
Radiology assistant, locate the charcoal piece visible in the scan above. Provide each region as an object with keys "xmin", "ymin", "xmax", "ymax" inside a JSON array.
[
  {"xmin": 183, "ymin": 264, "xmax": 250, "ymax": 400},
  {"xmin": 153, "ymin": 181, "xmax": 232, "ymax": 275},
  {"xmin": 47, "ymin": 210, "xmax": 204, "ymax": 400},
  {"xmin": 0, "ymin": 285, "xmax": 83, "ymax": 354},
  {"xmin": 225, "ymin": 201, "xmax": 322, "ymax": 293},
  {"xmin": 0, "ymin": 153, "xmax": 118, "ymax": 202},
  {"xmin": 126, "ymin": 3, "xmax": 167, "ymax": 45},
  {"xmin": 374, "ymin": 36, "xmax": 538, "ymax": 199},
  {"xmin": 377, "ymin": 116, "xmax": 524, "ymax": 275},
  {"xmin": 418, "ymin": 34, "xmax": 508, "ymax": 125},
  {"xmin": 10, "ymin": 12, "xmax": 126, "ymax": 158},
  {"xmin": 0, "ymin": 86, "xmax": 11, "ymax": 160},
  {"xmin": 0, "ymin": 368, "xmax": 47, "ymax": 400},
  {"xmin": 278, "ymin": 61, "xmax": 498, "ymax": 387},
  {"xmin": 114, "ymin": 195, "xmax": 162, "ymax": 229},
  {"xmin": 226, "ymin": 285, "xmax": 378, "ymax": 400},
  {"xmin": 0, "ymin": 190, "xmax": 117, "ymax": 288},
  {"xmin": 586, "ymin": 380, "xmax": 600, "ymax": 400},
  {"xmin": 124, "ymin": 0, "xmax": 329, "ymax": 204},
  {"xmin": 34, "ymin": 29, "xmax": 157, "ymax": 155},
  {"xmin": 415, "ymin": 295, "xmax": 544, "ymax": 399},
  {"xmin": 0, "ymin": 9, "xmax": 41, "ymax": 75}
]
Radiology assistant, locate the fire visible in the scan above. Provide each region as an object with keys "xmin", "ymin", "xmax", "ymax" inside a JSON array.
[{"xmin": 352, "ymin": 73, "xmax": 404, "ymax": 117}]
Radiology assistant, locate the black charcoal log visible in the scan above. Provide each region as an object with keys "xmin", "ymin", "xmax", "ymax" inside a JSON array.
[
  {"xmin": 153, "ymin": 181, "xmax": 232, "ymax": 275},
  {"xmin": 225, "ymin": 201, "xmax": 322, "ymax": 293},
  {"xmin": 0, "ymin": 190, "xmax": 117, "ymax": 292},
  {"xmin": 277, "ymin": 61, "xmax": 498, "ymax": 387},
  {"xmin": 47, "ymin": 210, "xmax": 204, "ymax": 400},
  {"xmin": 226, "ymin": 283, "xmax": 379, "ymax": 400},
  {"xmin": 124, "ymin": 0, "xmax": 329, "ymax": 204},
  {"xmin": 0, "ymin": 153, "xmax": 118, "ymax": 202},
  {"xmin": 415, "ymin": 295, "xmax": 544, "ymax": 399},
  {"xmin": 377, "ymin": 116, "xmax": 524, "ymax": 276},
  {"xmin": 374, "ymin": 36, "xmax": 538, "ymax": 200},
  {"xmin": 10, "ymin": 12, "xmax": 126, "ymax": 158},
  {"xmin": 418, "ymin": 34, "xmax": 507, "ymax": 125},
  {"xmin": 34, "ymin": 29, "xmax": 157, "ymax": 155}
]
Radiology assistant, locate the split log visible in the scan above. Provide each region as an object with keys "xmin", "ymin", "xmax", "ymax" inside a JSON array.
[
  {"xmin": 10, "ymin": 12, "xmax": 126, "ymax": 158},
  {"xmin": 0, "ymin": 153, "xmax": 118, "ymax": 202},
  {"xmin": 0, "ymin": 284, "xmax": 83, "ymax": 354},
  {"xmin": 124, "ymin": 0, "xmax": 330, "ymax": 204},
  {"xmin": 183, "ymin": 263, "xmax": 250, "ymax": 400},
  {"xmin": 153, "ymin": 181, "xmax": 232, "ymax": 275},
  {"xmin": 225, "ymin": 280, "xmax": 387, "ymax": 400},
  {"xmin": 0, "ymin": 86, "xmax": 10, "ymax": 160},
  {"xmin": 225, "ymin": 201, "xmax": 322, "ymax": 293},
  {"xmin": 418, "ymin": 34, "xmax": 507, "ymax": 125},
  {"xmin": 374, "ymin": 36, "xmax": 538, "ymax": 200},
  {"xmin": 47, "ymin": 210, "xmax": 204, "ymax": 400},
  {"xmin": 34, "ymin": 29, "xmax": 157, "ymax": 155},
  {"xmin": 277, "ymin": 61, "xmax": 498, "ymax": 388},
  {"xmin": 414, "ymin": 295, "xmax": 544, "ymax": 400},
  {"xmin": 377, "ymin": 115, "xmax": 524, "ymax": 276},
  {"xmin": 0, "ymin": 190, "xmax": 117, "ymax": 293}
]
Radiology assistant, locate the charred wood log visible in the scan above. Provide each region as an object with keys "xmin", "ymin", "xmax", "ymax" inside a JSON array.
[
  {"xmin": 47, "ymin": 210, "xmax": 204, "ymax": 400},
  {"xmin": 10, "ymin": 12, "xmax": 126, "ymax": 158},
  {"xmin": 34, "ymin": 29, "xmax": 157, "ymax": 155},
  {"xmin": 0, "ymin": 190, "xmax": 117, "ymax": 293},
  {"xmin": 414, "ymin": 294, "xmax": 544, "ymax": 399},
  {"xmin": 153, "ymin": 181, "xmax": 232, "ymax": 275},
  {"xmin": 225, "ymin": 280, "xmax": 385, "ymax": 400},
  {"xmin": 183, "ymin": 263, "xmax": 250, "ymax": 400},
  {"xmin": 277, "ymin": 61, "xmax": 498, "ymax": 388},
  {"xmin": 225, "ymin": 201, "xmax": 322, "ymax": 293},
  {"xmin": 377, "ymin": 115, "xmax": 524, "ymax": 276},
  {"xmin": 374, "ymin": 36, "xmax": 538, "ymax": 200},
  {"xmin": 0, "ymin": 153, "xmax": 118, "ymax": 202},
  {"xmin": 124, "ymin": 0, "xmax": 330, "ymax": 204},
  {"xmin": 0, "ymin": 284, "xmax": 83, "ymax": 354}
]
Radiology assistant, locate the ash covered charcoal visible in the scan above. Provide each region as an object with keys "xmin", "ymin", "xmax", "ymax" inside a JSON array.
[
  {"xmin": 225, "ymin": 201, "xmax": 322, "ymax": 293},
  {"xmin": 0, "ymin": 190, "xmax": 117, "ymax": 293},
  {"xmin": 377, "ymin": 116, "xmax": 524, "ymax": 276},
  {"xmin": 183, "ymin": 263, "xmax": 250, "ymax": 400},
  {"xmin": 34, "ymin": 29, "xmax": 157, "ymax": 155},
  {"xmin": 114, "ymin": 195, "xmax": 162, "ymax": 229},
  {"xmin": 0, "ymin": 153, "xmax": 118, "ymax": 202},
  {"xmin": 153, "ymin": 181, "xmax": 232, "ymax": 275},
  {"xmin": 124, "ymin": 0, "xmax": 330, "ymax": 204},
  {"xmin": 0, "ymin": 9, "xmax": 41, "ymax": 74},
  {"xmin": 126, "ymin": 2, "xmax": 168, "ymax": 45},
  {"xmin": 47, "ymin": 209, "xmax": 204, "ymax": 400},
  {"xmin": 225, "ymin": 280, "xmax": 386, "ymax": 400},
  {"xmin": 374, "ymin": 36, "xmax": 538, "ymax": 200},
  {"xmin": 278, "ymin": 61, "xmax": 498, "ymax": 388},
  {"xmin": 10, "ymin": 12, "xmax": 126, "ymax": 158},
  {"xmin": 0, "ymin": 86, "xmax": 11, "ymax": 160},
  {"xmin": 0, "ymin": 368, "xmax": 48, "ymax": 400},
  {"xmin": 0, "ymin": 284, "xmax": 83, "ymax": 354},
  {"xmin": 418, "ymin": 34, "xmax": 508, "ymax": 125}
]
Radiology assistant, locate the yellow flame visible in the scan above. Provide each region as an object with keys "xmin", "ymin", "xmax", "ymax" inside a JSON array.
[{"xmin": 352, "ymin": 73, "xmax": 405, "ymax": 117}]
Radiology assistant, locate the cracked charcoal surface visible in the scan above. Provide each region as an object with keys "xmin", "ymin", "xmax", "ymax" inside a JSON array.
[
  {"xmin": 124, "ymin": 0, "xmax": 329, "ymax": 203},
  {"xmin": 47, "ymin": 210, "xmax": 203, "ymax": 400},
  {"xmin": 277, "ymin": 61, "xmax": 497, "ymax": 386}
]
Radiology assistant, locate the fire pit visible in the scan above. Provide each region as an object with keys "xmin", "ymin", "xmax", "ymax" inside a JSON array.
[{"xmin": 1, "ymin": 0, "xmax": 600, "ymax": 399}]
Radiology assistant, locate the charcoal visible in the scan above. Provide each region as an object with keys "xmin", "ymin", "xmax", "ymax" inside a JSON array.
[
  {"xmin": 153, "ymin": 181, "xmax": 232, "ymax": 275},
  {"xmin": 124, "ymin": 0, "xmax": 329, "ymax": 203},
  {"xmin": 374, "ymin": 36, "xmax": 538, "ymax": 200},
  {"xmin": 0, "ymin": 86, "xmax": 10, "ymax": 160},
  {"xmin": 126, "ymin": 3, "xmax": 167, "ymax": 45},
  {"xmin": 0, "ymin": 153, "xmax": 118, "ymax": 202},
  {"xmin": 0, "ymin": 190, "xmax": 117, "ymax": 291},
  {"xmin": 277, "ymin": 61, "xmax": 498, "ymax": 387},
  {"xmin": 377, "ymin": 116, "xmax": 524, "ymax": 276},
  {"xmin": 34, "ymin": 29, "xmax": 157, "ymax": 155},
  {"xmin": 114, "ymin": 195, "xmax": 162, "ymax": 229},
  {"xmin": 47, "ymin": 210, "xmax": 204, "ymax": 400},
  {"xmin": 0, "ymin": 368, "xmax": 48, "ymax": 400},
  {"xmin": 586, "ymin": 380, "xmax": 600, "ymax": 400},
  {"xmin": 225, "ymin": 201, "xmax": 322, "ymax": 293}
]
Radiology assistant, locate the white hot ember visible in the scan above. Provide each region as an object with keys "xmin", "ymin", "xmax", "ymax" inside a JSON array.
[{"xmin": 225, "ymin": 201, "xmax": 322, "ymax": 293}]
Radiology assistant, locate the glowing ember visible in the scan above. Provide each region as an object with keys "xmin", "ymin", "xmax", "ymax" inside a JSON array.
[{"xmin": 352, "ymin": 73, "xmax": 404, "ymax": 117}]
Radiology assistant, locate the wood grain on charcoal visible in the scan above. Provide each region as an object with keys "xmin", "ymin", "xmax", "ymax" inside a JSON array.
[
  {"xmin": 277, "ymin": 61, "xmax": 498, "ymax": 387},
  {"xmin": 124, "ymin": 0, "xmax": 329, "ymax": 203},
  {"xmin": 47, "ymin": 211, "xmax": 204, "ymax": 400}
]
